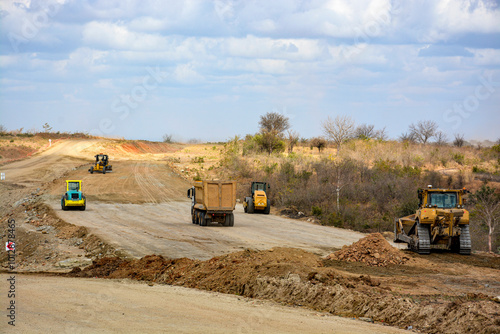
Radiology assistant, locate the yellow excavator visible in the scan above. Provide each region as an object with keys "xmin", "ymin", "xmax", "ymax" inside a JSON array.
[
  {"xmin": 394, "ymin": 186, "xmax": 471, "ymax": 255},
  {"xmin": 243, "ymin": 182, "xmax": 270, "ymax": 214},
  {"xmin": 89, "ymin": 153, "xmax": 112, "ymax": 174}
]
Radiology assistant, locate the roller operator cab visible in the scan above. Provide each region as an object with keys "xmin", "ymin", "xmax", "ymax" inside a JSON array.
[
  {"xmin": 394, "ymin": 186, "xmax": 470, "ymax": 255},
  {"xmin": 61, "ymin": 180, "xmax": 86, "ymax": 211},
  {"xmin": 89, "ymin": 153, "xmax": 112, "ymax": 174},
  {"xmin": 243, "ymin": 182, "xmax": 271, "ymax": 214}
]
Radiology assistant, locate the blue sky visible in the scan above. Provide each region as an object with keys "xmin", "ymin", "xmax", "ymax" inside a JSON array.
[{"xmin": 0, "ymin": 0, "xmax": 499, "ymax": 142}]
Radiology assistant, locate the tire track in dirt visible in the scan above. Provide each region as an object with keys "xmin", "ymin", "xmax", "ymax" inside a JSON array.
[
  {"xmin": 143, "ymin": 163, "xmax": 179, "ymax": 203},
  {"xmin": 133, "ymin": 162, "xmax": 158, "ymax": 204}
]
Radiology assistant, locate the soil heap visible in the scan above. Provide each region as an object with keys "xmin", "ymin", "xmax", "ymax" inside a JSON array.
[{"xmin": 327, "ymin": 233, "xmax": 409, "ymax": 266}]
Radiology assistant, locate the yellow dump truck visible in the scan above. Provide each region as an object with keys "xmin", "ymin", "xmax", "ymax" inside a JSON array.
[
  {"xmin": 394, "ymin": 186, "xmax": 470, "ymax": 255},
  {"xmin": 187, "ymin": 180, "xmax": 236, "ymax": 226}
]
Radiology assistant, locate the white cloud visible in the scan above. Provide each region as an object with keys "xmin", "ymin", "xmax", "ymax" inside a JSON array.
[
  {"xmin": 173, "ymin": 63, "xmax": 204, "ymax": 84},
  {"xmin": 82, "ymin": 21, "xmax": 166, "ymax": 51}
]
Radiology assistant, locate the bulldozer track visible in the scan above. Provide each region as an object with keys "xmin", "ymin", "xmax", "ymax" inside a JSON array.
[
  {"xmin": 417, "ymin": 223, "xmax": 431, "ymax": 254},
  {"xmin": 459, "ymin": 225, "xmax": 472, "ymax": 255}
]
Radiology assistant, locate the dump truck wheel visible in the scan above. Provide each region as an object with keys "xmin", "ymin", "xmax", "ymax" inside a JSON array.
[
  {"xmin": 194, "ymin": 210, "xmax": 199, "ymax": 225},
  {"xmin": 199, "ymin": 212, "xmax": 207, "ymax": 226},
  {"xmin": 244, "ymin": 203, "xmax": 248, "ymax": 213},
  {"xmin": 229, "ymin": 213, "xmax": 234, "ymax": 226},
  {"xmin": 248, "ymin": 199, "xmax": 255, "ymax": 214},
  {"xmin": 263, "ymin": 200, "xmax": 271, "ymax": 214},
  {"xmin": 224, "ymin": 214, "xmax": 231, "ymax": 226},
  {"xmin": 191, "ymin": 207, "xmax": 196, "ymax": 224}
]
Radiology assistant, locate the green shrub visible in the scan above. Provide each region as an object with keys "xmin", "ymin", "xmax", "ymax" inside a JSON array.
[
  {"xmin": 472, "ymin": 166, "xmax": 487, "ymax": 173},
  {"xmin": 311, "ymin": 206, "xmax": 322, "ymax": 216},
  {"xmin": 327, "ymin": 213, "xmax": 343, "ymax": 228},
  {"xmin": 192, "ymin": 156, "xmax": 204, "ymax": 163},
  {"xmin": 452, "ymin": 153, "xmax": 465, "ymax": 165}
]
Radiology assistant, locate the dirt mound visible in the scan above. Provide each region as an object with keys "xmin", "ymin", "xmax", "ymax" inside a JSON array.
[
  {"xmin": 66, "ymin": 247, "xmax": 500, "ymax": 334},
  {"xmin": 327, "ymin": 233, "xmax": 409, "ymax": 267}
]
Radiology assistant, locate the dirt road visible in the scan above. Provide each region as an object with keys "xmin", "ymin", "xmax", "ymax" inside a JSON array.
[
  {"xmin": 0, "ymin": 273, "xmax": 407, "ymax": 334},
  {"xmin": 51, "ymin": 201, "xmax": 367, "ymax": 260},
  {"xmin": 41, "ymin": 147, "xmax": 368, "ymax": 260}
]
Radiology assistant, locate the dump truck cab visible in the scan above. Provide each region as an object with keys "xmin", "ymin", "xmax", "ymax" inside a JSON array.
[
  {"xmin": 395, "ymin": 186, "xmax": 470, "ymax": 254},
  {"xmin": 243, "ymin": 181, "xmax": 271, "ymax": 214},
  {"xmin": 61, "ymin": 180, "xmax": 86, "ymax": 211},
  {"xmin": 89, "ymin": 153, "xmax": 112, "ymax": 174}
]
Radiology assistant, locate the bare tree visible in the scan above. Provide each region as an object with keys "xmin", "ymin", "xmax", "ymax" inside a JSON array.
[
  {"xmin": 286, "ymin": 130, "xmax": 300, "ymax": 153},
  {"xmin": 258, "ymin": 112, "xmax": 290, "ymax": 155},
  {"xmin": 310, "ymin": 137, "xmax": 327, "ymax": 153},
  {"xmin": 42, "ymin": 123, "xmax": 52, "ymax": 133},
  {"xmin": 374, "ymin": 127, "xmax": 388, "ymax": 141},
  {"xmin": 409, "ymin": 120, "xmax": 438, "ymax": 144},
  {"xmin": 355, "ymin": 124, "xmax": 375, "ymax": 139},
  {"xmin": 470, "ymin": 184, "xmax": 500, "ymax": 253},
  {"xmin": 399, "ymin": 131, "xmax": 416, "ymax": 143},
  {"xmin": 453, "ymin": 133, "xmax": 465, "ymax": 147},
  {"xmin": 0, "ymin": 124, "xmax": 6, "ymax": 134},
  {"xmin": 434, "ymin": 131, "xmax": 449, "ymax": 146},
  {"xmin": 162, "ymin": 134, "xmax": 173, "ymax": 143},
  {"xmin": 322, "ymin": 115, "xmax": 355, "ymax": 151}
]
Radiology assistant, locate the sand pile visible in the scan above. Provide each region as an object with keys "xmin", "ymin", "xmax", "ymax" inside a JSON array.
[{"xmin": 327, "ymin": 233, "xmax": 409, "ymax": 267}]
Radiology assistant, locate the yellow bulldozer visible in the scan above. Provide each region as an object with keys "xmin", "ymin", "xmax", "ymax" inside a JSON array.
[
  {"xmin": 394, "ymin": 186, "xmax": 471, "ymax": 255},
  {"xmin": 89, "ymin": 153, "xmax": 112, "ymax": 174},
  {"xmin": 243, "ymin": 181, "xmax": 270, "ymax": 214}
]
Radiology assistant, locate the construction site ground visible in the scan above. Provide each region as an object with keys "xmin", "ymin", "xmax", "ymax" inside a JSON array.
[{"xmin": 0, "ymin": 139, "xmax": 499, "ymax": 334}]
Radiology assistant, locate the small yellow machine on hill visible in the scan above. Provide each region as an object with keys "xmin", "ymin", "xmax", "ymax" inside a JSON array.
[
  {"xmin": 89, "ymin": 153, "xmax": 112, "ymax": 174},
  {"xmin": 394, "ymin": 186, "xmax": 470, "ymax": 255},
  {"xmin": 243, "ymin": 181, "xmax": 270, "ymax": 214},
  {"xmin": 61, "ymin": 180, "xmax": 86, "ymax": 211}
]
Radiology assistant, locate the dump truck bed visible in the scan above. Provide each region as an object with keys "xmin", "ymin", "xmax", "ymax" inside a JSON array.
[{"xmin": 194, "ymin": 180, "xmax": 236, "ymax": 212}]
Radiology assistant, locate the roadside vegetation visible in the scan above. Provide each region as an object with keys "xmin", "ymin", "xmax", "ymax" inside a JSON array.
[{"xmin": 208, "ymin": 114, "xmax": 500, "ymax": 253}]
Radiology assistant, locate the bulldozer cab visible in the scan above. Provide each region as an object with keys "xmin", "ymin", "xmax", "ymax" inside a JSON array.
[
  {"xmin": 419, "ymin": 188, "xmax": 466, "ymax": 209},
  {"xmin": 251, "ymin": 182, "xmax": 269, "ymax": 195},
  {"xmin": 428, "ymin": 192, "xmax": 457, "ymax": 208}
]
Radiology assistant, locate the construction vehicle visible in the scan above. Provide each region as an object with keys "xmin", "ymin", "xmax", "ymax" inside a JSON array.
[
  {"xmin": 61, "ymin": 180, "xmax": 86, "ymax": 211},
  {"xmin": 89, "ymin": 153, "xmax": 112, "ymax": 174},
  {"xmin": 394, "ymin": 186, "xmax": 470, "ymax": 255},
  {"xmin": 243, "ymin": 181, "xmax": 271, "ymax": 214},
  {"xmin": 187, "ymin": 180, "xmax": 236, "ymax": 226}
]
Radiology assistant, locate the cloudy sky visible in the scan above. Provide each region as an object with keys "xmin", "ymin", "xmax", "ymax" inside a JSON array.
[{"xmin": 1, "ymin": 0, "xmax": 499, "ymax": 142}]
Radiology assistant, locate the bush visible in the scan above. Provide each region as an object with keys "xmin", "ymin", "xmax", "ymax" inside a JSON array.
[
  {"xmin": 452, "ymin": 153, "xmax": 465, "ymax": 165},
  {"xmin": 472, "ymin": 166, "xmax": 487, "ymax": 173},
  {"xmin": 311, "ymin": 206, "xmax": 322, "ymax": 216}
]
